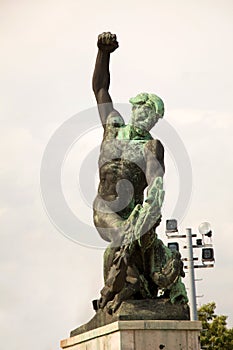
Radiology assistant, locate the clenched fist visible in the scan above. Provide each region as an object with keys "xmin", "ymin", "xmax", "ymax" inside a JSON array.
[{"xmin": 97, "ymin": 32, "xmax": 119, "ymax": 53}]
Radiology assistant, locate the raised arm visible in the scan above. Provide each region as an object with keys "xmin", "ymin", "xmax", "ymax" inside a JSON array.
[{"xmin": 92, "ymin": 32, "xmax": 119, "ymax": 126}]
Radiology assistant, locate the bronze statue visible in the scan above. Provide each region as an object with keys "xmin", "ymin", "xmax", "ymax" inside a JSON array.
[{"xmin": 92, "ymin": 32, "xmax": 188, "ymax": 315}]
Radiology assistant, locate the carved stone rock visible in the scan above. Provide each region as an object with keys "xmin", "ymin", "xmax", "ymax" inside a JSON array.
[{"xmin": 70, "ymin": 299, "xmax": 190, "ymax": 337}]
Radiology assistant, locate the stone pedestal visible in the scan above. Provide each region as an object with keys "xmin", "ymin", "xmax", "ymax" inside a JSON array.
[{"xmin": 61, "ymin": 320, "xmax": 202, "ymax": 350}]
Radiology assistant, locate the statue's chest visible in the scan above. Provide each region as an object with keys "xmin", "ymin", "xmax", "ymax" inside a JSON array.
[{"xmin": 99, "ymin": 139, "xmax": 147, "ymax": 170}]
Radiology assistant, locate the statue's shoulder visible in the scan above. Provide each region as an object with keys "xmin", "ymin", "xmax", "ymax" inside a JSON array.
[
  {"xmin": 106, "ymin": 111, "xmax": 125, "ymax": 127},
  {"xmin": 103, "ymin": 111, "xmax": 125, "ymax": 139},
  {"xmin": 145, "ymin": 138, "xmax": 163, "ymax": 147},
  {"xmin": 144, "ymin": 139, "xmax": 164, "ymax": 159}
]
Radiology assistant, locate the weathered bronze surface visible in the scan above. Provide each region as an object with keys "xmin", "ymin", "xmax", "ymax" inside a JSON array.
[
  {"xmin": 70, "ymin": 299, "xmax": 190, "ymax": 337},
  {"xmin": 71, "ymin": 32, "xmax": 189, "ymax": 336}
]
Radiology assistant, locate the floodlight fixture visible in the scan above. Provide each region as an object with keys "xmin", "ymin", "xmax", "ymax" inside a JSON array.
[
  {"xmin": 202, "ymin": 247, "xmax": 215, "ymax": 262},
  {"xmin": 166, "ymin": 219, "xmax": 178, "ymax": 233},
  {"xmin": 168, "ymin": 242, "xmax": 179, "ymax": 252}
]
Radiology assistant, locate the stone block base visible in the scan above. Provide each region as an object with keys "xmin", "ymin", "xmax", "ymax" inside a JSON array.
[{"xmin": 61, "ymin": 320, "xmax": 202, "ymax": 350}]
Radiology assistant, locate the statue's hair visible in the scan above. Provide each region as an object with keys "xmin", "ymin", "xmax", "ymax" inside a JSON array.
[{"xmin": 129, "ymin": 93, "xmax": 164, "ymax": 118}]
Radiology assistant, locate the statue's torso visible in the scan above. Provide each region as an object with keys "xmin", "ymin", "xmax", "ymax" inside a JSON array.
[
  {"xmin": 99, "ymin": 124, "xmax": 153, "ymax": 172},
  {"xmin": 96, "ymin": 123, "xmax": 156, "ymax": 218}
]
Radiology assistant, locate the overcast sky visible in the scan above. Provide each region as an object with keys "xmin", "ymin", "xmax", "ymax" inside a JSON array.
[{"xmin": 1, "ymin": 1, "xmax": 233, "ymax": 349}]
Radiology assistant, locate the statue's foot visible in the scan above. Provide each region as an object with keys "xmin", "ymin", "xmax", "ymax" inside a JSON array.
[
  {"xmin": 106, "ymin": 295, "xmax": 121, "ymax": 315},
  {"xmin": 173, "ymin": 294, "xmax": 188, "ymax": 305}
]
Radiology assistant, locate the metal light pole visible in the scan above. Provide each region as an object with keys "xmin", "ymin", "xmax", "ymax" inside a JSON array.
[
  {"xmin": 166, "ymin": 220, "xmax": 215, "ymax": 322},
  {"xmin": 186, "ymin": 228, "xmax": 198, "ymax": 321}
]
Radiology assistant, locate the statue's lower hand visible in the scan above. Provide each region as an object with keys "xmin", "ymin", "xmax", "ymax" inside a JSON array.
[
  {"xmin": 98, "ymin": 32, "xmax": 119, "ymax": 53},
  {"xmin": 152, "ymin": 252, "xmax": 185, "ymax": 289}
]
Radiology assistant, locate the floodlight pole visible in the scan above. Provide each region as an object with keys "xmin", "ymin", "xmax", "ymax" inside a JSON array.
[{"xmin": 186, "ymin": 228, "xmax": 198, "ymax": 321}]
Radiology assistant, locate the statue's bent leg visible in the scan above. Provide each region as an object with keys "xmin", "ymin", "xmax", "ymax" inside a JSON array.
[
  {"xmin": 168, "ymin": 277, "xmax": 189, "ymax": 304},
  {"xmin": 105, "ymin": 265, "xmax": 141, "ymax": 314}
]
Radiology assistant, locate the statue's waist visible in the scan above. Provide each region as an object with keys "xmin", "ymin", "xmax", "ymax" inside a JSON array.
[{"xmin": 99, "ymin": 159, "xmax": 146, "ymax": 181}]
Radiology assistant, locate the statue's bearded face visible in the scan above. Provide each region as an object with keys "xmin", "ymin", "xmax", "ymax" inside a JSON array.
[{"xmin": 130, "ymin": 104, "xmax": 159, "ymax": 131}]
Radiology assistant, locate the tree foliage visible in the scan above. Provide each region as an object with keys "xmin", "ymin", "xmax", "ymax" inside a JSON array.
[{"xmin": 198, "ymin": 302, "xmax": 233, "ymax": 350}]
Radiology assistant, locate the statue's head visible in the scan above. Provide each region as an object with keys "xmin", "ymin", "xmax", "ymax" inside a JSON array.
[{"xmin": 129, "ymin": 93, "xmax": 164, "ymax": 131}]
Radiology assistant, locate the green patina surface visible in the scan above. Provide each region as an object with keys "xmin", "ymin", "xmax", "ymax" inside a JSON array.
[
  {"xmin": 92, "ymin": 32, "xmax": 188, "ymax": 315},
  {"xmin": 129, "ymin": 92, "xmax": 164, "ymax": 118}
]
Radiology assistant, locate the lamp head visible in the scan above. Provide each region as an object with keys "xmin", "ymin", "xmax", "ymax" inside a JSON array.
[{"xmin": 198, "ymin": 222, "xmax": 212, "ymax": 237}]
